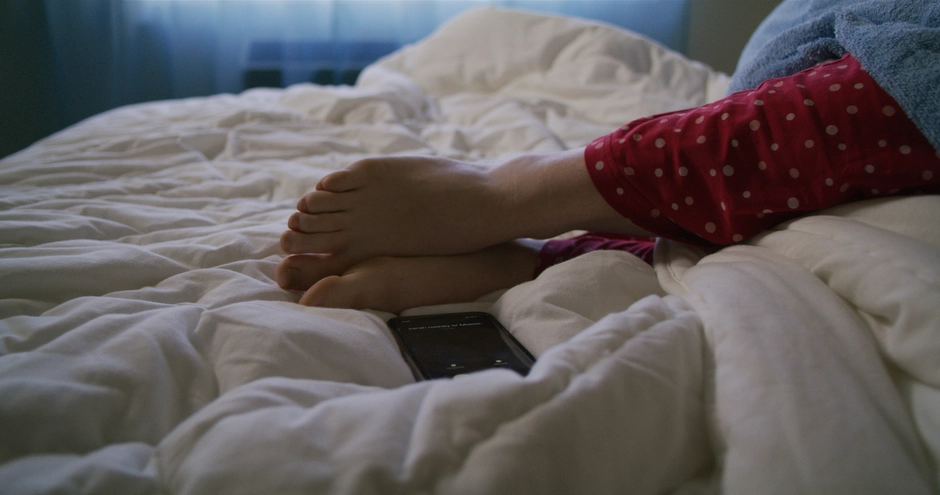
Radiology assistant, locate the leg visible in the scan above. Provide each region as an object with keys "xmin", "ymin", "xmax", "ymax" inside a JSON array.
[
  {"xmin": 278, "ymin": 241, "xmax": 541, "ymax": 314},
  {"xmin": 279, "ymin": 150, "xmax": 651, "ymax": 269}
]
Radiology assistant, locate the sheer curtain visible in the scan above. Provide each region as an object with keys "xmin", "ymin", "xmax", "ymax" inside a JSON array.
[{"xmin": 44, "ymin": 0, "xmax": 689, "ymax": 128}]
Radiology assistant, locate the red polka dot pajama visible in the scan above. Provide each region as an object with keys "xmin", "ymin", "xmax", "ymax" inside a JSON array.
[{"xmin": 537, "ymin": 54, "xmax": 940, "ymax": 274}]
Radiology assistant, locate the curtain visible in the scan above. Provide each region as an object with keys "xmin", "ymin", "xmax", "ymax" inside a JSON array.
[{"xmin": 44, "ymin": 0, "xmax": 689, "ymax": 128}]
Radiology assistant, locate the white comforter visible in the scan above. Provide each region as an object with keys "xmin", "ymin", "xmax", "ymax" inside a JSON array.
[{"xmin": 1, "ymin": 8, "xmax": 938, "ymax": 494}]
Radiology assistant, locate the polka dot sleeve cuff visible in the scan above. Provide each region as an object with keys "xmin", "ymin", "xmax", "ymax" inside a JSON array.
[{"xmin": 585, "ymin": 53, "xmax": 940, "ymax": 245}]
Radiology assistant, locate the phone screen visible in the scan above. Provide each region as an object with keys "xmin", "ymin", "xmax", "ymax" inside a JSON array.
[{"xmin": 388, "ymin": 312, "xmax": 534, "ymax": 380}]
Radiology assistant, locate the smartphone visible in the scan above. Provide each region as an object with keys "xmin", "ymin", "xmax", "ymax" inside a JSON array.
[{"xmin": 387, "ymin": 312, "xmax": 535, "ymax": 380}]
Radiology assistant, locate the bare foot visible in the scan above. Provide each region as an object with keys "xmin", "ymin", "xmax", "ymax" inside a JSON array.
[
  {"xmin": 277, "ymin": 242, "xmax": 540, "ymax": 314},
  {"xmin": 280, "ymin": 156, "xmax": 506, "ymax": 264},
  {"xmin": 279, "ymin": 150, "xmax": 649, "ymax": 265}
]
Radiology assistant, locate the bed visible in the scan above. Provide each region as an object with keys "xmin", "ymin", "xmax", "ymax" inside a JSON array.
[{"xmin": 2, "ymin": 7, "xmax": 939, "ymax": 494}]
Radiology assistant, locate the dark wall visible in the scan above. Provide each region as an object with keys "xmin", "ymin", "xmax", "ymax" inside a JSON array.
[
  {"xmin": 687, "ymin": 0, "xmax": 782, "ymax": 74},
  {"xmin": 0, "ymin": 0, "xmax": 61, "ymax": 158}
]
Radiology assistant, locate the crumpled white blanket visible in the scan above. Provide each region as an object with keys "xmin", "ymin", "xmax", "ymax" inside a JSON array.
[{"xmin": 1, "ymin": 7, "xmax": 938, "ymax": 495}]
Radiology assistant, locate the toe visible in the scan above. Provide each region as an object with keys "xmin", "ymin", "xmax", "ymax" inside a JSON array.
[
  {"xmin": 316, "ymin": 169, "xmax": 361, "ymax": 193},
  {"xmin": 289, "ymin": 211, "xmax": 346, "ymax": 234},
  {"xmin": 297, "ymin": 190, "xmax": 351, "ymax": 214},
  {"xmin": 279, "ymin": 229, "xmax": 348, "ymax": 255},
  {"xmin": 279, "ymin": 230, "xmax": 293, "ymax": 254},
  {"xmin": 276, "ymin": 253, "xmax": 356, "ymax": 290}
]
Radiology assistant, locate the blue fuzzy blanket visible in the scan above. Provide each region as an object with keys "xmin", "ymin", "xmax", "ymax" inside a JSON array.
[{"xmin": 730, "ymin": 0, "xmax": 940, "ymax": 151}]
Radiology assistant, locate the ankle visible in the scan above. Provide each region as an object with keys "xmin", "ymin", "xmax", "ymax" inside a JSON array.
[
  {"xmin": 488, "ymin": 149, "xmax": 654, "ymax": 240},
  {"xmin": 492, "ymin": 239, "xmax": 543, "ymax": 284},
  {"xmin": 487, "ymin": 149, "xmax": 599, "ymax": 238}
]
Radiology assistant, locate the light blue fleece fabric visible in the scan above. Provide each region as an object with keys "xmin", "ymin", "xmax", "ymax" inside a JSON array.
[{"xmin": 729, "ymin": 0, "xmax": 940, "ymax": 151}]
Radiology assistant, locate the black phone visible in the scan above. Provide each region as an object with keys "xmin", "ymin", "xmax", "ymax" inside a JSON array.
[{"xmin": 387, "ymin": 312, "xmax": 535, "ymax": 380}]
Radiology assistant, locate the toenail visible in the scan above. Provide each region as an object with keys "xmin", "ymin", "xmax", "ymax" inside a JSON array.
[
  {"xmin": 296, "ymin": 198, "xmax": 307, "ymax": 212},
  {"xmin": 288, "ymin": 214, "xmax": 298, "ymax": 230}
]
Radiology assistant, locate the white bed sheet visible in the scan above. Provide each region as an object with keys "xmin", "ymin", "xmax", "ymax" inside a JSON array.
[{"xmin": 1, "ymin": 7, "xmax": 938, "ymax": 494}]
